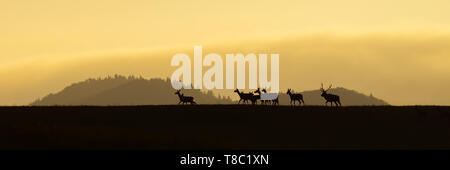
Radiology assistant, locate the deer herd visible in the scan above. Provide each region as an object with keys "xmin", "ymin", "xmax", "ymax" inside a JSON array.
[{"xmin": 175, "ymin": 83, "xmax": 342, "ymax": 107}]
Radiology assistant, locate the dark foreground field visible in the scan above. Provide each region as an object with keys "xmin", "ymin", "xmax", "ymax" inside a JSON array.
[{"xmin": 1, "ymin": 105, "xmax": 449, "ymax": 150}]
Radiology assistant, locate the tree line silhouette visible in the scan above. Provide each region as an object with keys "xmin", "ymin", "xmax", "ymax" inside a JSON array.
[{"xmin": 176, "ymin": 83, "xmax": 342, "ymax": 106}]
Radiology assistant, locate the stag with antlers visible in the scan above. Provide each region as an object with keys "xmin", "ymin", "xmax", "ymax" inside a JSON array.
[
  {"xmin": 234, "ymin": 89, "xmax": 255, "ymax": 105},
  {"xmin": 286, "ymin": 89, "xmax": 304, "ymax": 106},
  {"xmin": 320, "ymin": 83, "xmax": 341, "ymax": 106},
  {"xmin": 175, "ymin": 90, "xmax": 196, "ymax": 105}
]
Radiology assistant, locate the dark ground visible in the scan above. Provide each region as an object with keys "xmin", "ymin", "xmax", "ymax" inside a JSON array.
[{"xmin": 1, "ymin": 105, "xmax": 449, "ymax": 150}]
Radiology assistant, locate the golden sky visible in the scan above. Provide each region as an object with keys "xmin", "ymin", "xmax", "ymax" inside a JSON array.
[{"xmin": 1, "ymin": 0, "xmax": 450, "ymax": 105}]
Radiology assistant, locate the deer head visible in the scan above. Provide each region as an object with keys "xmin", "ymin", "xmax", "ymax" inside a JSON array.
[
  {"xmin": 233, "ymin": 89, "xmax": 240, "ymax": 93},
  {"xmin": 174, "ymin": 90, "xmax": 181, "ymax": 95},
  {"xmin": 254, "ymin": 88, "xmax": 261, "ymax": 94},
  {"xmin": 286, "ymin": 88, "xmax": 292, "ymax": 94},
  {"xmin": 262, "ymin": 88, "xmax": 267, "ymax": 93},
  {"xmin": 320, "ymin": 83, "xmax": 332, "ymax": 97}
]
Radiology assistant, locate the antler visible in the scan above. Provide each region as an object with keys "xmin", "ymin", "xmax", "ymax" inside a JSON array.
[
  {"xmin": 327, "ymin": 84, "xmax": 332, "ymax": 91},
  {"xmin": 320, "ymin": 83, "xmax": 333, "ymax": 91}
]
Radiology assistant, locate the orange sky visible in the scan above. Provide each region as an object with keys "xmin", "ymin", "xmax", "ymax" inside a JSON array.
[{"xmin": 1, "ymin": 0, "xmax": 450, "ymax": 105}]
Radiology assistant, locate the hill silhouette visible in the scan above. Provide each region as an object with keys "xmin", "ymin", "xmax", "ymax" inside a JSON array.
[
  {"xmin": 31, "ymin": 75, "xmax": 232, "ymax": 105},
  {"xmin": 31, "ymin": 75, "xmax": 388, "ymax": 106}
]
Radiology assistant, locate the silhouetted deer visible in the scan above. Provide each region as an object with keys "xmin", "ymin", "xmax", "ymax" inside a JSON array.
[
  {"xmin": 320, "ymin": 83, "xmax": 341, "ymax": 106},
  {"xmin": 286, "ymin": 89, "xmax": 304, "ymax": 106},
  {"xmin": 174, "ymin": 90, "xmax": 196, "ymax": 105},
  {"xmin": 253, "ymin": 88, "xmax": 266, "ymax": 105},
  {"xmin": 255, "ymin": 88, "xmax": 279, "ymax": 105},
  {"xmin": 234, "ymin": 89, "xmax": 255, "ymax": 104},
  {"xmin": 251, "ymin": 88, "xmax": 261, "ymax": 105},
  {"xmin": 249, "ymin": 95, "xmax": 259, "ymax": 105}
]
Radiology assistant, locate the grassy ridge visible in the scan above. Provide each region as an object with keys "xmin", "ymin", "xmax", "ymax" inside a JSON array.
[{"xmin": 1, "ymin": 105, "xmax": 449, "ymax": 150}]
